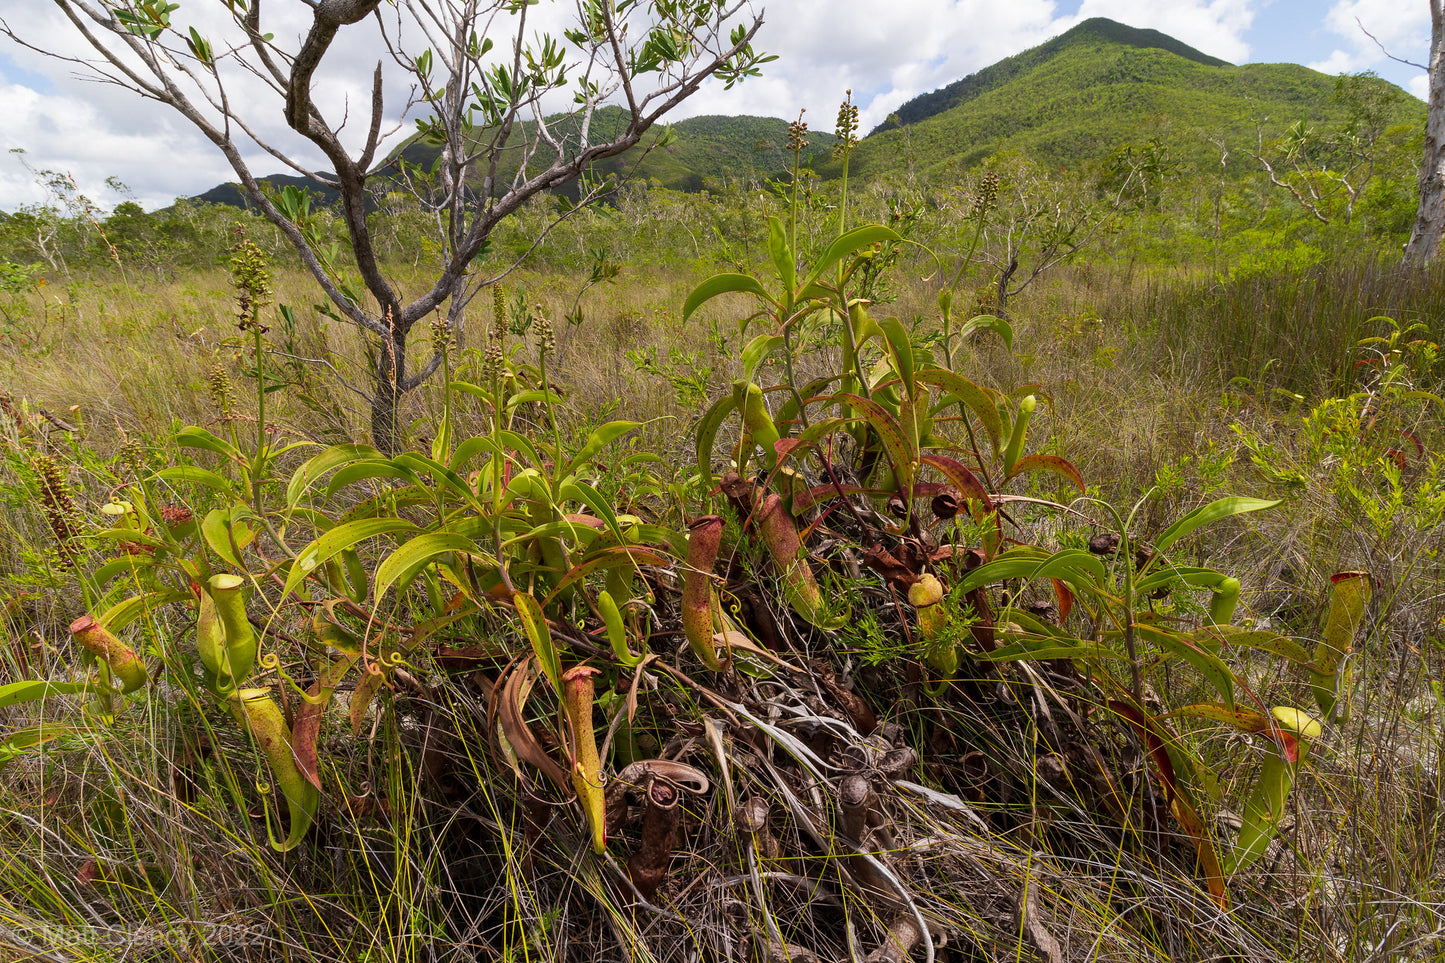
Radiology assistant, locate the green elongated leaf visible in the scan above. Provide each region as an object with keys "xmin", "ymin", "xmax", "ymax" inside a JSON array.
[
  {"xmin": 498, "ymin": 430, "xmax": 544, "ymax": 471},
  {"xmin": 505, "ymin": 388, "xmax": 563, "ymax": 412},
  {"xmin": 957, "ymin": 314, "xmax": 1013, "ymax": 352},
  {"xmin": 799, "ymin": 225, "xmax": 904, "ymax": 291},
  {"xmin": 878, "ymin": 316, "xmax": 916, "ymax": 399},
  {"xmin": 557, "ymin": 479, "xmax": 623, "ymax": 539},
  {"xmin": 741, "ymin": 333, "xmax": 784, "ymax": 382},
  {"xmin": 155, "ymin": 464, "xmax": 238, "ymax": 496},
  {"xmin": 98, "ymin": 588, "xmax": 190, "ymax": 633},
  {"xmin": 543, "ymin": 545, "xmax": 672, "ymax": 607},
  {"xmin": 776, "ymin": 376, "xmax": 838, "ymax": 429},
  {"xmin": 326, "ymin": 460, "xmax": 420, "ymax": 496},
  {"xmin": 1029, "ymin": 548, "xmax": 1108, "ymax": 588},
  {"xmin": 1135, "ymin": 566, "xmax": 1234, "ymax": 598},
  {"xmin": 797, "ymin": 416, "xmax": 857, "ymax": 445},
  {"xmin": 501, "ymin": 519, "xmax": 604, "ymax": 549},
  {"xmin": 513, "ymin": 592, "xmax": 561, "ymax": 695},
  {"xmin": 391, "ymin": 453, "xmax": 485, "ymax": 512},
  {"xmin": 958, "ymin": 547, "xmax": 1051, "ymax": 593},
  {"xmin": 91, "ymin": 555, "xmax": 155, "ymax": 588},
  {"xmin": 694, "ymin": 392, "xmax": 739, "ymax": 486},
  {"xmin": 450, "ymin": 435, "xmax": 501, "ymax": 474},
  {"xmin": 1192, "ymin": 628, "xmax": 1313, "ymax": 665},
  {"xmin": 1153, "ymin": 497, "xmax": 1281, "ymax": 559},
  {"xmin": 918, "ymin": 367, "xmax": 1003, "ymax": 454},
  {"xmin": 767, "ymin": 215, "xmax": 796, "ymax": 293},
  {"xmin": 89, "ymin": 528, "xmax": 169, "ymax": 551},
  {"xmin": 0, "ymin": 724, "xmax": 73, "ymax": 767},
  {"xmin": 284, "ymin": 518, "xmax": 419, "ymax": 599},
  {"xmin": 201, "ymin": 507, "xmax": 255, "ymax": 569},
  {"xmin": 1171, "ymin": 702, "xmax": 1272, "ymax": 733},
  {"xmin": 996, "ymin": 606, "xmax": 1075, "ymax": 640},
  {"xmin": 1007, "ymin": 453, "xmax": 1085, "ymax": 491},
  {"xmin": 286, "ymin": 444, "xmax": 381, "ymax": 509},
  {"xmin": 565, "ymin": 420, "xmax": 640, "ymax": 477},
  {"xmin": 0, "ymin": 681, "xmax": 95, "ymax": 709},
  {"xmin": 832, "ymin": 392, "xmax": 917, "ymax": 496},
  {"xmin": 682, "ymin": 272, "xmax": 773, "ymax": 321},
  {"xmin": 373, "ymin": 531, "xmax": 479, "ymax": 601},
  {"xmin": 175, "ymin": 426, "xmax": 243, "ymax": 462},
  {"xmin": 982, "ymin": 635, "xmax": 1124, "ymax": 663},
  {"xmin": 1134, "ymin": 623, "xmax": 1235, "ymax": 708}
]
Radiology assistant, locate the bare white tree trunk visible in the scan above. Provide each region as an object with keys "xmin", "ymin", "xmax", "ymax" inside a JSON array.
[{"xmin": 1405, "ymin": 0, "xmax": 1445, "ymax": 265}]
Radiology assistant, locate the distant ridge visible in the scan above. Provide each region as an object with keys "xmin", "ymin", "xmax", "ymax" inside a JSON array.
[
  {"xmin": 181, "ymin": 17, "xmax": 1418, "ymax": 208},
  {"xmin": 873, "ymin": 18, "xmax": 1230, "ymax": 133}
]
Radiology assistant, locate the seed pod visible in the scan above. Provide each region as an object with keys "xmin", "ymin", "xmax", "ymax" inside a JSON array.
[
  {"xmin": 69, "ymin": 615, "xmax": 147, "ymax": 693},
  {"xmin": 228, "ymin": 688, "xmax": 319, "ymax": 852},
  {"xmin": 756, "ymin": 494, "xmax": 825, "ymax": 625},
  {"xmin": 562, "ymin": 665, "xmax": 607, "ymax": 854},
  {"xmin": 682, "ymin": 516, "xmax": 725, "ymax": 671}
]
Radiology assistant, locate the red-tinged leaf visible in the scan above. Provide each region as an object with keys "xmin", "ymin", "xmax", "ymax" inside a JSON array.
[
  {"xmin": 1271, "ymin": 727, "xmax": 1303, "ymax": 764},
  {"xmin": 435, "ymin": 643, "xmax": 512, "ymax": 665},
  {"xmin": 1110, "ymin": 701, "xmax": 1178, "ymax": 801},
  {"xmin": 792, "ymin": 482, "xmax": 871, "ymax": 513},
  {"xmin": 1169, "ymin": 783, "xmax": 1228, "ymax": 909},
  {"xmin": 1006, "ymin": 453, "xmax": 1084, "ymax": 491},
  {"xmin": 919, "ymin": 454, "xmax": 992, "ymax": 510},
  {"xmin": 832, "ymin": 393, "xmax": 917, "ymax": 496},
  {"xmin": 1171, "ymin": 703, "xmax": 1272, "ymax": 733},
  {"xmin": 773, "ymin": 437, "xmax": 809, "ymax": 467},
  {"xmin": 490, "ymin": 657, "xmax": 570, "ymax": 794},
  {"xmin": 294, "ymin": 653, "xmax": 361, "ymax": 790},
  {"xmin": 561, "ymin": 513, "xmax": 605, "ymax": 530},
  {"xmin": 1400, "ymin": 429, "xmax": 1425, "ymax": 458},
  {"xmin": 543, "ymin": 546, "xmax": 672, "ymax": 607},
  {"xmin": 1050, "ymin": 578, "xmax": 1073, "ymax": 622},
  {"xmin": 350, "ymin": 668, "xmax": 386, "ymax": 737}
]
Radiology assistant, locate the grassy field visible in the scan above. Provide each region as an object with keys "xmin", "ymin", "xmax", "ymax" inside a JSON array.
[{"xmin": 0, "ymin": 193, "xmax": 1443, "ymax": 963}]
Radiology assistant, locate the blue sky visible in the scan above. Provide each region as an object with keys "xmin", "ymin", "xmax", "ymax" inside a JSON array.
[{"xmin": 0, "ymin": 0, "xmax": 1432, "ymax": 211}]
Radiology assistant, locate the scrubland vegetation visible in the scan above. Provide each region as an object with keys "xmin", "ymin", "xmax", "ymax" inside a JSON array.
[{"xmin": 0, "ymin": 80, "xmax": 1443, "ymax": 963}]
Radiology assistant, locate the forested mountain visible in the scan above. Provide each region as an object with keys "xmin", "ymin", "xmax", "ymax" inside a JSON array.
[
  {"xmin": 189, "ymin": 16, "xmax": 1421, "ymax": 206},
  {"xmin": 835, "ymin": 17, "xmax": 1421, "ymax": 181}
]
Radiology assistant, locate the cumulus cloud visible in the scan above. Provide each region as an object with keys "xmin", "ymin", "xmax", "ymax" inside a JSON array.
[
  {"xmin": 1064, "ymin": 0, "xmax": 1256, "ymax": 62},
  {"xmin": 1310, "ymin": 0, "xmax": 1430, "ymax": 76}
]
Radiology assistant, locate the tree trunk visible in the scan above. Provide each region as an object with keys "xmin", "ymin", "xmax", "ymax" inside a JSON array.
[
  {"xmin": 369, "ymin": 325, "xmax": 407, "ymax": 455},
  {"xmin": 1405, "ymin": 0, "xmax": 1445, "ymax": 265}
]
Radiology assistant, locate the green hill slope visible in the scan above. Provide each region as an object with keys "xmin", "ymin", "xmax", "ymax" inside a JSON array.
[
  {"xmin": 841, "ymin": 17, "xmax": 1419, "ymax": 181},
  {"xmin": 184, "ymin": 17, "xmax": 1420, "ymax": 207},
  {"xmin": 393, "ymin": 109, "xmax": 831, "ymax": 197}
]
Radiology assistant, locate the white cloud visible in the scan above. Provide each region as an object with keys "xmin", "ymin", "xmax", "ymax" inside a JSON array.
[
  {"xmin": 1313, "ymin": 0, "xmax": 1430, "ymax": 75},
  {"xmin": 1308, "ymin": 48, "xmax": 1359, "ymax": 75},
  {"xmin": 1066, "ymin": 0, "xmax": 1257, "ymax": 62}
]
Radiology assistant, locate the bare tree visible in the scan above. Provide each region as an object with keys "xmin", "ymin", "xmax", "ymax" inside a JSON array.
[
  {"xmin": 2, "ymin": 1, "xmax": 768, "ymax": 450},
  {"xmin": 1406, "ymin": 0, "xmax": 1445, "ymax": 264}
]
